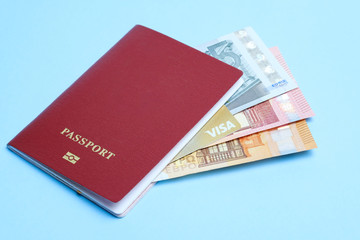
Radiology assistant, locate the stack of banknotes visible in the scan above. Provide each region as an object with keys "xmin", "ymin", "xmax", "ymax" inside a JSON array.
[{"xmin": 155, "ymin": 27, "xmax": 317, "ymax": 182}]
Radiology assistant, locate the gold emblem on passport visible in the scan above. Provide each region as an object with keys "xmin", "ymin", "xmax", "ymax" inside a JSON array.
[{"xmin": 63, "ymin": 152, "xmax": 80, "ymax": 164}]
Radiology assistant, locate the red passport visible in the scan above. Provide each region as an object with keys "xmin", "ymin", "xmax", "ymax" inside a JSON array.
[{"xmin": 8, "ymin": 25, "xmax": 243, "ymax": 217}]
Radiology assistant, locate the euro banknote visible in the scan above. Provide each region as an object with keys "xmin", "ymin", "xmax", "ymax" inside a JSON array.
[
  {"xmin": 156, "ymin": 120, "xmax": 316, "ymax": 181},
  {"xmin": 173, "ymin": 47, "xmax": 312, "ymax": 161},
  {"xmin": 208, "ymin": 47, "xmax": 314, "ymax": 146},
  {"xmin": 197, "ymin": 27, "xmax": 298, "ymax": 114}
]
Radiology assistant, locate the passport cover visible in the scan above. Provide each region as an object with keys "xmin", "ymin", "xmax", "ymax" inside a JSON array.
[{"xmin": 8, "ymin": 25, "xmax": 243, "ymax": 203}]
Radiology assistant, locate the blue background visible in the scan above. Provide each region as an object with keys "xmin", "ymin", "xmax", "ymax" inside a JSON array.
[{"xmin": 1, "ymin": 1, "xmax": 359, "ymax": 239}]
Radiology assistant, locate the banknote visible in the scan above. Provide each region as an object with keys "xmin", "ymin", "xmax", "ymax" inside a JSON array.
[
  {"xmin": 197, "ymin": 27, "xmax": 298, "ymax": 114},
  {"xmin": 208, "ymin": 47, "xmax": 315, "ymax": 146},
  {"xmin": 172, "ymin": 47, "xmax": 311, "ymax": 161},
  {"xmin": 156, "ymin": 120, "xmax": 316, "ymax": 181}
]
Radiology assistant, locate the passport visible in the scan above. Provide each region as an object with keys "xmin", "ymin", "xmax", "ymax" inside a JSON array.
[{"xmin": 7, "ymin": 25, "xmax": 243, "ymax": 217}]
